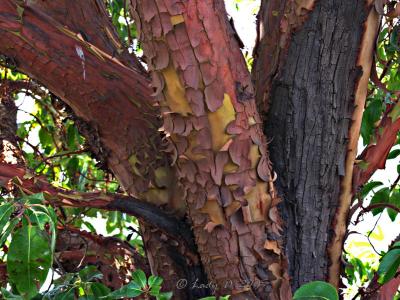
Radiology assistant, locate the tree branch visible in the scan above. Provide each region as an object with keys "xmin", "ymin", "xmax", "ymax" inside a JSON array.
[
  {"xmin": 27, "ymin": 0, "xmax": 146, "ymax": 73},
  {"xmin": 0, "ymin": 162, "xmax": 196, "ymax": 251},
  {"xmin": 0, "ymin": 0, "xmax": 172, "ymax": 199},
  {"xmin": 55, "ymin": 226, "xmax": 150, "ymax": 290},
  {"xmin": 353, "ymin": 100, "xmax": 400, "ymax": 192}
]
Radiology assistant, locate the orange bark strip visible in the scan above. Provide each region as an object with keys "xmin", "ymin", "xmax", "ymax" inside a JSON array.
[
  {"xmin": 328, "ymin": 1, "xmax": 380, "ymax": 287},
  {"xmin": 353, "ymin": 101, "xmax": 400, "ymax": 190},
  {"xmin": 131, "ymin": 0, "xmax": 290, "ymax": 298}
]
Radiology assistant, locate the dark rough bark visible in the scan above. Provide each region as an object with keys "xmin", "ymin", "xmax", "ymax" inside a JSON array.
[
  {"xmin": 263, "ymin": 0, "xmax": 370, "ymax": 289},
  {"xmin": 252, "ymin": 0, "xmax": 315, "ymax": 116}
]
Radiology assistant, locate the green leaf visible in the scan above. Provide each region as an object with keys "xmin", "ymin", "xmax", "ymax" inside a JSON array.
[
  {"xmin": 0, "ymin": 218, "xmax": 19, "ymax": 246},
  {"xmin": 7, "ymin": 225, "xmax": 52, "ymax": 299},
  {"xmin": 82, "ymin": 221, "xmax": 96, "ymax": 233},
  {"xmin": 29, "ymin": 204, "xmax": 57, "ymax": 254},
  {"xmin": 378, "ymin": 247, "xmax": 400, "ymax": 284},
  {"xmin": 0, "ymin": 203, "xmax": 14, "ymax": 235},
  {"xmin": 360, "ymin": 181, "xmax": 383, "ymax": 199},
  {"xmin": 0, "ymin": 288, "xmax": 24, "ymax": 299},
  {"xmin": 150, "ymin": 285, "xmax": 161, "ymax": 296},
  {"xmin": 388, "ymin": 191, "xmax": 400, "ymax": 221},
  {"xmin": 388, "ymin": 149, "xmax": 400, "ymax": 159},
  {"xmin": 21, "ymin": 192, "xmax": 45, "ymax": 205},
  {"xmin": 27, "ymin": 209, "xmax": 48, "ymax": 230},
  {"xmin": 90, "ymin": 283, "xmax": 111, "ymax": 298},
  {"xmin": 293, "ymin": 281, "xmax": 339, "ymax": 300},
  {"xmin": 78, "ymin": 266, "xmax": 103, "ymax": 282},
  {"xmin": 53, "ymin": 288, "xmax": 76, "ymax": 300},
  {"xmin": 132, "ymin": 269, "xmax": 147, "ymax": 288},
  {"xmin": 156, "ymin": 291, "xmax": 173, "ymax": 300},
  {"xmin": 148, "ymin": 275, "xmax": 163, "ymax": 288},
  {"xmin": 108, "ymin": 281, "xmax": 143, "ymax": 299},
  {"xmin": 370, "ymin": 187, "xmax": 390, "ymax": 215}
]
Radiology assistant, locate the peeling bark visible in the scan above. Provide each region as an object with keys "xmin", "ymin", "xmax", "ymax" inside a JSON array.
[
  {"xmin": 262, "ymin": 0, "xmax": 377, "ymax": 290},
  {"xmin": 131, "ymin": 0, "xmax": 290, "ymax": 298}
]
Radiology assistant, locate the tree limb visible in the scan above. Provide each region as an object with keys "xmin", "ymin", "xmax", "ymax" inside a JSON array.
[
  {"xmin": 0, "ymin": 0, "xmax": 170, "ymax": 199},
  {"xmin": 353, "ymin": 100, "xmax": 400, "ymax": 192},
  {"xmin": 0, "ymin": 162, "xmax": 196, "ymax": 251}
]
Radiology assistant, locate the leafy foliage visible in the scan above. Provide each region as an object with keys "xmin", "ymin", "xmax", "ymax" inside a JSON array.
[
  {"xmin": 378, "ymin": 241, "xmax": 400, "ymax": 284},
  {"xmin": 7, "ymin": 226, "xmax": 52, "ymax": 298},
  {"xmin": 0, "ymin": 193, "xmax": 56, "ymax": 298},
  {"xmin": 293, "ymin": 281, "xmax": 339, "ymax": 300}
]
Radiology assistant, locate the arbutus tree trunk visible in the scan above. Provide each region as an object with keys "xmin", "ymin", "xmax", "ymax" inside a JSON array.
[
  {"xmin": 0, "ymin": 0, "xmax": 384, "ymax": 299},
  {"xmin": 130, "ymin": 0, "xmax": 290, "ymax": 299}
]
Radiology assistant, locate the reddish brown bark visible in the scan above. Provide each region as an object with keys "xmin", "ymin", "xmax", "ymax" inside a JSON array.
[
  {"xmin": 28, "ymin": 0, "xmax": 145, "ymax": 73},
  {"xmin": 131, "ymin": 0, "xmax": 290, "ymax": 299},
  {"xmin": 0, "ymin": 0, "xmax": 164, "ymax": 199}
]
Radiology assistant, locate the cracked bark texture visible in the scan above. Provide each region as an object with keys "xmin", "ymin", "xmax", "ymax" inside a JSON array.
[
  {"xmin": 252, "ymin": 0, "xmax": 316, "ymax": 116},
  {"xmin": 261, "ymin": 0, "xmax": 376, "ymax": 289},
  {"xmin": 131, "ymin": 0, "xmax": 290, "ymax": 299}
]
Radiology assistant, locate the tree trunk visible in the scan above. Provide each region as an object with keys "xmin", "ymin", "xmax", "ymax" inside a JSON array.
[
  {"xmin": 130, "ymin": 0, "xmax": 291, "ymax": 298},
  {"xmin": 0, "ymin": 0, "xmax": 386, "ymax": 298},
  {"xmin": 253, "ymin": 0, "xmax": 379, "ymax": 290}
]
